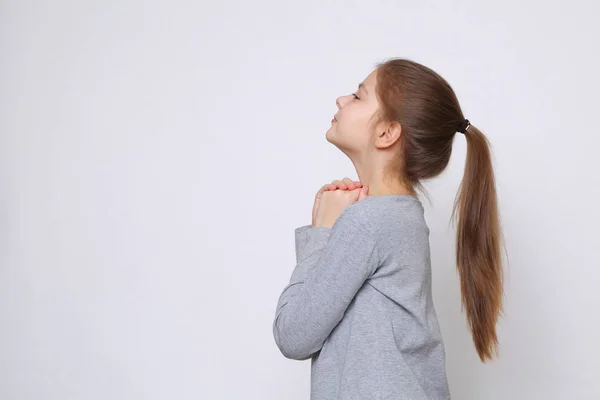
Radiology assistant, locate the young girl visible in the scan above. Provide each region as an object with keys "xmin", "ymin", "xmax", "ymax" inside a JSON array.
[{"xmin": 273, "ymin": 58, "xmax": 504, "ymax": 400}]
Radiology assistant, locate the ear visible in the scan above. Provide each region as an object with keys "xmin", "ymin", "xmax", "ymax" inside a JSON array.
[{"xmin": 375, "ymin": 121, "xmax": 402, "ymax": 149}]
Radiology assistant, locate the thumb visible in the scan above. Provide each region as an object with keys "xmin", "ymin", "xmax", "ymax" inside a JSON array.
[{"xmin": 357, "ymin": 186, "xmax": 369, "ymax": 201}]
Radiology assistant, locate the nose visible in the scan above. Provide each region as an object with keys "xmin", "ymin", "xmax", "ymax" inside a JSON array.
[{"xmin": 336, "ymin": 95, "xmax": 351, "ymax": 109}]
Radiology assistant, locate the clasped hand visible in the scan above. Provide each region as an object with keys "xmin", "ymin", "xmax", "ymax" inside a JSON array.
[{"xmin": 312, "ymin": 178, "xmax": 369, "ymax": 228}]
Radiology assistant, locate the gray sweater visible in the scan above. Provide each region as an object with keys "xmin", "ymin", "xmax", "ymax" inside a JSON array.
[{"xmin": 273, "ymin": 195, "xmax": 451, "ymax": 399}]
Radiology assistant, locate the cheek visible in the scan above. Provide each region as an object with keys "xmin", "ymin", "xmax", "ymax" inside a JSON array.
[
  {"xmin": 339, "ymin": 106, "xmax": 365, "ymax": 127},
  {"xmin": 337, "ymin": 120, "xmax": 370, "ymax": 148},
  {"xmin": 342, "ymin": 109, "xmax": 372, "ymax": 134}
]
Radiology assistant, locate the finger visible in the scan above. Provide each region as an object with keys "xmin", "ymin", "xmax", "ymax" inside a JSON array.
[
  {"xmin": 345, "ymin": 177, "xmax": 363, "ymax": 189},
  {"xmin": 342, "ymin": 177, "xmax": 357, "ymax": 190},
  {"xmin": 357, "ymin": 186, "xmax": 369, "ymax": 201},
  {"xmin": 331, "ymin": 179, "xmax": 347, "ymax": 190},
  {"xmin": 317, "ymin": 183, "xmax": 332, "ymax": 197}
]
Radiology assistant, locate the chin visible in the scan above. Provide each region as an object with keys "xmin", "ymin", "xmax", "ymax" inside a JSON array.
[
  {"xmin": 326, "ymin": 128, "xmax": 352, "ymax": 153},
  {"xmin": 326, "ymin": 136, "xmax": 347, "ymax": 154},
  {"xmin": 325, "ymin": 128, "xmax": 334, "ymax": 144}
]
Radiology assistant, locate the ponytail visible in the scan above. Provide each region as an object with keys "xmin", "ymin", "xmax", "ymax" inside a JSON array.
[{"xmin": 451, "ymin": 125, "xmax": 505, "ymax": 362}]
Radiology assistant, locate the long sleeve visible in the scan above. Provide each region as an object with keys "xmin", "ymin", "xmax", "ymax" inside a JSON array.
[{"xmin": 273, "ymin": 202, "xmax": 379, "ymax": 360}]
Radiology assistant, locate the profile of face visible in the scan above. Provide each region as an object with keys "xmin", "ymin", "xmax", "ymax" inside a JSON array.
[{"xmin": 325, "ymin": 69, "xmax": 381, "ymax": 155}]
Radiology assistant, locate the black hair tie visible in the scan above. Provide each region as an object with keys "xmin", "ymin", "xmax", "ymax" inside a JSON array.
[{"xmin": 458, "ymin": 119, "xmax": 470, "ymax": 134}]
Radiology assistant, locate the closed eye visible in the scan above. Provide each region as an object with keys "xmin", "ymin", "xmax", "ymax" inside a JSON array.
[{"xmin": 352, "ymin": 93, "xmax": 360, "ymax": 100}]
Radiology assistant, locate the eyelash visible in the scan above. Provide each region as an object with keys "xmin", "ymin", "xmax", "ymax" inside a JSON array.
[{"xmin": 352, "ymin": 93, "xmax": 360, "ymax": 100}]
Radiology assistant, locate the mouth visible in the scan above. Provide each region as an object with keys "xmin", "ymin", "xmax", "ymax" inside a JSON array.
[{"xmin": 332, "ymin": 116, "xmax": 337, "ymax": 123}]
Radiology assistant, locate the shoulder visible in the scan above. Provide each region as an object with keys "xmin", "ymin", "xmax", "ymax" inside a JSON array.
[
  {"xmin": 333, "ymin": 198, "xmax": 377, "ymax": 233},
  {"xmin": 342, "ymin": 197, "xmax": 376, "ymax": 217},
  {"xmin": 337, "ymin": 195, "xmax": 426, "ymax": 233}
]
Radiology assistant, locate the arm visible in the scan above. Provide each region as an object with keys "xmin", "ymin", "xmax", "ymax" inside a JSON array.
[{"xmin": 272, "ymin": 203, "xmax": 379, "ymax": 360}]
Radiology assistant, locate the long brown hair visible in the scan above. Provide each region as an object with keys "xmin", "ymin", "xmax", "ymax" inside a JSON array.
[{"xmin": 373, "ymin": 58, "xmax": 505, "ymax": 362}]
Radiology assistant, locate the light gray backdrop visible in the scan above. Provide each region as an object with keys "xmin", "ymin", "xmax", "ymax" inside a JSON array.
[{"xmin": 1, "ymin": 0, "xmax": 598, "ymax": 399}]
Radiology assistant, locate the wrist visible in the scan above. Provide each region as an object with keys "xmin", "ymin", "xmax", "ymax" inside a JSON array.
[{"xmin": 313, "ymin": 218, "xmax": 333, "ymax": 229}]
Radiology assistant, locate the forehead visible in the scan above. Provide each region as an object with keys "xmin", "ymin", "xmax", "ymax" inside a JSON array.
[{"xmin": 361, "ymin": 69, "xmax": 378, "ymax": 89}]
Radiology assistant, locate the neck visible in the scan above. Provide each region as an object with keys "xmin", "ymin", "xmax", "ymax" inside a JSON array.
[{"xmin": 351, "ymin": 157, "xmax": 417, "ymax": 197}]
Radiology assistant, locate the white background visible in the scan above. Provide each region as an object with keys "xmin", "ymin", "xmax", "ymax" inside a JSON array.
[{"xmin": 1, "ymin": 0, "xmax": 599, "ymax": 399}]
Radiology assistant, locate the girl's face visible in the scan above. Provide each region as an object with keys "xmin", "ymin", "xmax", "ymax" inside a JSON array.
[{"xmin": 326, "ymin": 69, "xmax": 380, "ymax": 155}]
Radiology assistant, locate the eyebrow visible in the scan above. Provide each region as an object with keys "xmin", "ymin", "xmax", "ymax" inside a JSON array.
[{"xmin": 358, "ymin": 83, "xmax": 368, "ymax": 95}]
